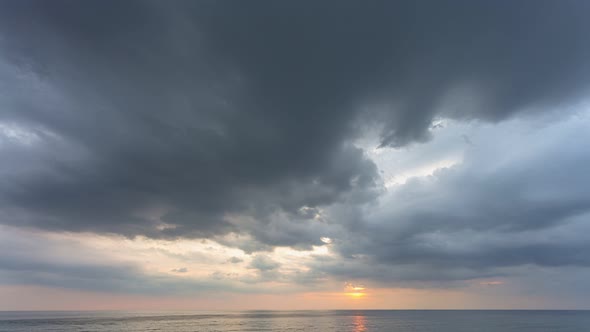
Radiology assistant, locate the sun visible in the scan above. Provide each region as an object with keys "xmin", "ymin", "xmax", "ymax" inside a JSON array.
[{"xmin": 344, "ymin": 283, "xmax": 367, "ymax": 299}]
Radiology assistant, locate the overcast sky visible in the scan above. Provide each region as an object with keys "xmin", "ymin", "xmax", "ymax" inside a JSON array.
[{"xmin": 1, "ymin": 0, "xmax": 590, "ymax": 310}]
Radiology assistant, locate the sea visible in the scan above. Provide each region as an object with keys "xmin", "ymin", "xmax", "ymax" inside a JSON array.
[{"xmin": 0, "ymin": 310, "xmax": 589, "ymax": 331}]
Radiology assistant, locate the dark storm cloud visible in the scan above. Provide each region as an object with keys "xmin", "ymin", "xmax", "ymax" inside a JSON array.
[
  {"xmin": 0, "ymin": 0, "xmax": 590, "ymax": 248},
  {"xmin": 0, "ymin": 0, "xmax": 381, "ymax": 241},
  {"xmin": 187, "ymin": 0, "xmax": 590, "ymax": 146}
]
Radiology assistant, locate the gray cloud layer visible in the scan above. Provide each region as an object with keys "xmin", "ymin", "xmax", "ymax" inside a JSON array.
[
  {"xmin": 310, "ymin": 116, "xmax": 590, "ymax": 286},
  {"xmin": 1, "ymin": 0, "xmax": 590, "ymax": 292}
]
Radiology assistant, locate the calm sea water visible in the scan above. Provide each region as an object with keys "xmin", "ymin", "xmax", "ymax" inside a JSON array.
[{"xmin": 0, "ymin": 310, "xmax": 588, "ymax": 331}]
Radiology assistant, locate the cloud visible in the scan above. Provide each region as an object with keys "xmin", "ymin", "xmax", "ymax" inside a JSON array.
[
  {"xmin": 228, "ymin": 257, "xmax": 243, "ymax": 264},
  {"xmin": 0, "ymin": 0, "xmax": 588, "ymax": 246},
  {"xmin": 311, "ymin": 114, "xmax": 590, "ymax": 285},
  {"xmin": 249, "ymin": 255, "xmax": 281, "ymax": 272},
  {"xmin": 0, "ymin": 227, "xmax": 305, "ymax": 295},
  {"xmin": 0, "ymin": 1, "xmax": 589, "ymax": 304},
  {"xmin": 0, "ymin": 229, "xmax": 227, "ymax": 294}
]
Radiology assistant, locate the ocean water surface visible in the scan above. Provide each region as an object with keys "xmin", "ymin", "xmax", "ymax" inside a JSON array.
[{"xmin": 0, "ymin": 310, "xmax": 589, "ymax": 331}]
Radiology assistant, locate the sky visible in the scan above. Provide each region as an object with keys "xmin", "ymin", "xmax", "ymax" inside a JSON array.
[{"xmin": 0, "ymin": 0, "xmax": 590, "ymax": 310}]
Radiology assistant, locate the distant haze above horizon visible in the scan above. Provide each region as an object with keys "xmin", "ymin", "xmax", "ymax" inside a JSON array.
[{"xmin": 1, "ymin": 0, "xmax": 590, "ymax": 310}]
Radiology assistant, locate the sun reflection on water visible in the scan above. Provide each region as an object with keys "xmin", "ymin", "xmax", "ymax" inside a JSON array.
[{"xmin": 353, "ymin": 315, "xmax": 367, "ymax": 332}]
